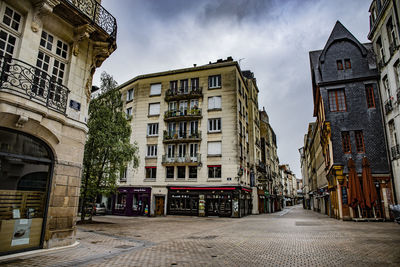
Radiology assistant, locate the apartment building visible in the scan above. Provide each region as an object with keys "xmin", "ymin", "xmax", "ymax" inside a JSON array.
[
  {"xmin": 309, "ymin": 21, "xmax": 392, "ymax": 220},
  {"xmin": 368, "ymin": 0, "xmax": 400, "ymax": 204},
  {"xmin": 116, "ymin": 58, "xmax": 259, "ymax": 218},
  {"xmin": 0, "ymin": 0, "xmax": 117, "ymax": 255}
]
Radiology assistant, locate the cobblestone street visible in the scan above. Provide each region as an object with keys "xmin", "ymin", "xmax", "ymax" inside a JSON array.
[{"xmin": 1, "ymin": 205, "xmax": 400, "ymax": 267}]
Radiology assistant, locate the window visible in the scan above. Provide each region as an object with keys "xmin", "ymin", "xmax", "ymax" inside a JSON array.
[
  {"xmin": 127, "ymin": 89, "xmax": 134, "ymax": 101},
  {"xmin": 178, "ymin": 121, "xmax": 187, "ymax": 138},
  {"xmin": 168, "ymin": 122, "xmax": 176, "ymax": 136},
  {"xmin": 2, "ymin": 6, "xmax": 21, "ymax": 32},
  {"xmin": 239, "ymin": 121, "xmax": 243, "ymax": 136},
  {"xmin": 119, "ymin": 167, "xmax": 127, "ymax": 182},
  {"xmin": 177, "ymin": 166, "xmax": 186, "ymax": 179},
  {"xmin": 341, "ymin": 131, "xmax": 351, "ymax": 153},
  {"xmin": 328, "ymin": 89, "xmax": 346, "ymax": 112},
  {"xmin": 238, "ymin": 79, "xmax": 241, "ymax": 94},
  {"xmin": 208, "ymin": 141, "xmax": 221, "ymax": 156},
  {"xmin": 178, "ymin": 144, "xmax": 186, "ymax": 157},
  {"xmin": 148, "ymin": 103, "xmax": 160, "ymax": 116},
  {"xmin": 0, "ymin": 5, "xmax": 21, "ymax": 58},
  {"xmin": 394, "ymin": 61, "xmax": 400, "ymax": 86},
  {"xmin": 238, "ymin": 100, "xmax": 242, "ymax": 115},
  {"xmin": 208, "ymin": 96, "xmax": 221, "ymax": 110},
  {"xmin": 126, "ymin": 107, "xmax": 132, "ymax": 117},
  {"xmin": 166, "ymin": 166, "xmax": 174, "ymax": 179},
  {"xmin": 146, "ymin": 145, "xmax": 157, "ymax": 157},
  {"xmin": 383, "ymin": 76, "xmax": 391, "ymax": 99},
  {"xmin": 191, "ymin": 78, "xmax": 199, "ymax": 90},
  {"xmin": 190, "ymin": 99, "xmax": 198, "ymax": 109},
  {"xmin": 365, "ymin": 84, "xmax": 375, "ymax": 108},
  {"xmin": 150, "ymin": 83, "xmax": 161, "ymax": 96},
  {"xmin": 147, "ymin": 123, "xmax": 158, "ymax": 136},
  {"xmin": 208, "ymin": 165, "xmax": 221, "ymax": 179},
  {"xmin": 180, "ymin": 79, "xmax": 188, "ymax": 93},
  {"xmin": 179, "ymin": 100, "xmax": 188, "ymax": 114},
  {"xmin": 189, "ymin": 166, "xmax": 197, "ymax": 179},
  {"xmin": 344, "ymin": 59, "xmax": 351, "ymax": 69},
  {"xmin": 167, "ymin": 145, "xmax": 175, "ymax": 158},
  {"xmin": 145, "ymin": 167, "xmax": 156, "ymax": 179},
  {"xmin": 377, "ymin": 37, "xmax": 385, "ymax": 62},
  {"xmin": 189, "ymin": 121, "xmax": 198, "ymax": 135},
  {"xmin": 355, "ymin": 130, "xmax": 365, "ymax": 153},
  {"xmin": 209, "ymin": 75, "xmax": 221, "ymax": 88},
  {"xmin": 189, "ymin": 143, "xmax": 198, "ymax": 158},
  {"xmin": 0, "ymin": 28, "xmax": 17, "ymax": 58},
  {"xmin": 245, "ymin": 93, "xmax": 248, "ymax": 107},
  {"xmin": 337, "ymin": 60, "xmax": 343, "ymax": 70},
  {"xmin": 169, "ymin": 101, "xmax": 177, "ymax": 111},
  {"xmin": 170, "ymin": 81, "xmax": 178, "ymax": 92},
  {"xmin": 387, "ymin": 18, "xmax": 397, "ymax": 47},
  {"xmin": 208, "ymin": 118, "xmax": 221, "ymax": 132}
]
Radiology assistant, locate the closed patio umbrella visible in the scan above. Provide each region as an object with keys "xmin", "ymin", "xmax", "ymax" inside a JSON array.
[
  {"xmin": 362, "ymin": 157, "xmax": 377, "ymax": 209},
  {"xmin": 348, "ymin": 158, "xmax": 364, "ymax": 211}
]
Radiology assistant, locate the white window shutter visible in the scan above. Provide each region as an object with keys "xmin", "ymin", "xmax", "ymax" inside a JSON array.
[
  {"xmin": 208, "ymin": 141, "xmax": 221, "ymax": 155},
  {"xmin": 149, "ymin": 103, "xmax": 160, "ymax": 115},
  {"xmin": 150, "ymin": 83, "xmax": 161, "ymax": 95},
  {"xmin": 208, "ymin": 97, "xmax": 214, "ymax": 109},
  {"xmin": 215, "ymin": 96, "xmax": 221, "ymax": 108}
]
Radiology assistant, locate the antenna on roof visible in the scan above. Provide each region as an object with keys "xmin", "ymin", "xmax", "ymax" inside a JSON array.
[{"xmin": 238, "ymin": 58, "xmax": 245, "ymax": 67}]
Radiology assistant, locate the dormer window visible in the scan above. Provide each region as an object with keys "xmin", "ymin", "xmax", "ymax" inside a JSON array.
[
  {"xmin": 336, "ymin": 60, "xmax": 343, "ymax": 70},
  {"xmin": 344, "ymin": 59, "xmax": 351, "ymax": 69}
]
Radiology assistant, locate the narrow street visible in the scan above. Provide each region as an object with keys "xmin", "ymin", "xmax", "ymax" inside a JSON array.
[{"xmin": 1, "ymin": 205, "xmax": 400, "ymax": 267}]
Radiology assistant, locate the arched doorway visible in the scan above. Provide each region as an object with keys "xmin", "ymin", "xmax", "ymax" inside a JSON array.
[{"xmin": 0, "ymin": 127, "xmax": 54, "ymax": 255}]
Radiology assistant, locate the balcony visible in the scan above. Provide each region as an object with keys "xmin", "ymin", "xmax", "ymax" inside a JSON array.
[
  {"xmin": 391, "ymin": 144, "xmax": 400, "ymax": 160},
  {"xmin": 165, "ymin": 87, "xmax": 202, "ymax": 101},
  {"xmin": 385, "ymin": 99, "xmax": 393, "ymax": 114},
  {"xmin": 54, "ymin": 0, "xmax": 117, "ymax": 41},
  {"xmin": 164, "ymin": 108, "xmax": 202, "ymax": 122},
  {"xmin": 257, "ymin": 161, "xmax": 266, "ymax": 173},
  {"xmin": 163, "ymin": 130, "xmax": 201, "ymax": 143},
  {"xmin": 0, "ymin": 56, "xmax": 69, "ymax": 114},
  {"xmin": 162, "ymin": 154, "xmax": 201, "ymax": 166}
]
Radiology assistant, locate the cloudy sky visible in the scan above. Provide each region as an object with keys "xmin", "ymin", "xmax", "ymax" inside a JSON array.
[{"xmin": 94, "ymin": 0, "xmax": 371, "ymax": 178}]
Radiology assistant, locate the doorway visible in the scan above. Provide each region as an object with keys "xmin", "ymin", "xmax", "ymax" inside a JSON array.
[{"xmin": 155, "ymin": 196, "xmax": 165, "ymax": 216}]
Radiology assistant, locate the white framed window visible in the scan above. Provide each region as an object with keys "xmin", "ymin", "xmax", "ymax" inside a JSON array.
[
  {"xmin": 208, "ymin": 75, "xmax": 221, "ymax": 88},
  {"xmin": 147, "ymin": 123, "xmax": 158, "ymax": 136},
  {"xmin": 190, "ymin": 99, "xmax": 199, "ymax": 109},
  {"xmin": 127, "ymin": 88, "xmax": 134, "ymax": 101},
  {"xmin": 208, "ymin": 96, "xmax": 221, "ymax": 110},
  {"xmin": 189, "ymin": 121, "xmax": 198, "ymax": 135},
  {"xmin": 119, "ymin": 167, "xmax": 127, "ymax": 182},
  {"xmin": 208, "ymin": 118, "xmax": 221, "ymax": 132},
  {"xmin": 146, "ymin": 145, "xmax": 157, "ymax": 157},
  {"xmin": 168, "ymin": 122, "xmax": 176, "ymax": 136},
  {"xmin": 207, "ymin": 141, "xmax": 221, "ymax": 156},
  {"xmin": 180, "ymin": 79, "xmax": 188, "ymax": 93},
  {"xmin": 189, "ymin": 143, "xmax": 198, "ymax": 157},
  {"xmin": 0, "ymin": 5, "xmax": 22, "ymax": 58},
  {"xmin": 178, "ymin": 144, "xmax": 186, "ymax": 157},
  {"xmin": 167, "ymin": 144, "xmax": 175, "ymax": 158},
  {"xmin": 178, "ymin": 121, "xmax": 187, "ymax": 138},
  {"xmin": 169, "ymin": 101, "xmax": 177, "ymax": 111},
  {"xmin": 148, "ymin": 102, "xmax": 160, "ymax": 116},
  {"xmin": 179, "ymin": 100, "xmax": 188, "ymax": 113},
  {"xmin": 150, "ymin": 83, "xmax": 161, "ymax": 96},
  {"xmin": 126, "ymin": 107, "xmax": 132, "ymax": 117}
]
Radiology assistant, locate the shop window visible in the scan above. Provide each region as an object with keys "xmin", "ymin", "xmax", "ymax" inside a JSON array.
[
  {"xmin": 355, "ymin": 131, "xmax": 365, "ymax": 153},
  {"xmin": 341, "ymin": 131, "xmax": 351, "ymax": 153},
  {"xmin": 115, "ymin": 193, "xmax": 127, "ymax": 211},
  {"xmin": 166, "ymin": 166, "xmax": 174, "ymax": 179},
  {"xmin": 328, "ymin": 89, "xmax": 346, "ymax": 112},
  {"xmin": 145, "ymin": 166, "xmax": 156, "ymax": 179},
  {"xmin": 365, "ymin": 84, "xmax": 375, "ymax": 108},
  {"xmin": 189, "ymin": 166, "xmax": 197, "ymax": 179},
  {"xmin": 208, "ymin": 165, "xmax": 221, "ymax": 179},
  {"xmin": 177, "ymin": 166, "xmax": 186, "ymax": 179}
]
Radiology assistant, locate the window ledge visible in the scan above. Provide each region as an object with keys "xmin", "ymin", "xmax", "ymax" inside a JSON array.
[
  {"xmin": 208, "ymin": 108, "xmax": 222, "ymax": 112},
  {"xmin": 208, "ymin": 86, "xmax": 221, "ymax": 90},
  {"xmin": 126, "ymin": 99, "xmax": 133, "ymax": 104},
  {"xmin": 207, "ymin": 154, "xmax": 222, "ymax": 157},
  {"xmin": 208, "ymin": 131, "xmax": 222, "ymax": 134},
  {"xmin": 149, "ymin": 94, "xmax": 161, "ymax": 97},
  {"xmin": 207, "ymin": 179, "xmax": 222, "ymax": 182},
  {"xmin": 145, "ymin": 156, "xmax": 157, "ymax": 159},
  {"xmin": 147, "ymin": 135, "xmax": 159, "ymax": 138},
  {"xmin": 144, "ymin": 178, "xmax": 156, "ymax": 182},
  {"xmin": 148, "ymin": 114, "xmax": 160, "ymax": 117}
]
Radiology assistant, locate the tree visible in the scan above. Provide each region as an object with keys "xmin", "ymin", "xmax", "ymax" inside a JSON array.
[{"xmin": 80, "ymin": 72, "xmax": 139, "ymax": 222}]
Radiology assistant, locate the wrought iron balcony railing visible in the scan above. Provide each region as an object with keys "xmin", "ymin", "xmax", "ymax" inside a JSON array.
[
  {"xmin": 0, "ymin": 56, "xmax": 69, "ymax": 114},
  {"xmin": 65, "ymin": 0, "xmax": 117, "ymax": 39},
  {"xmin": 165, "ymin": 86, "xmax": 202, "ymax": 101},
  {"xmin": 164, "ymin": 108, "xmax": 202, "ymax": 120},
  {"xmin": 162, "ymin": 153, "xmax": 201, "ymax": 165},
  {"xmin": 163, "ymin": 130, "xmax": 201, "ymax": 143}
]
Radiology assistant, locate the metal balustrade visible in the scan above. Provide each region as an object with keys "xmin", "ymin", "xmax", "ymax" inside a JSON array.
[
  {"xmin": 0, "ymin": 56, "xmax": 69, "ymax": 114},
  {"xmin": 162, "ymin": 153, "xmax": 201, "ymax": 164}
]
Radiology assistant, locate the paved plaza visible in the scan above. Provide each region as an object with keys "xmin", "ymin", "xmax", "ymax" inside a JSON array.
[{"xmin": 1, "ymin": 205, "xmax": 400, "ymax": 266}]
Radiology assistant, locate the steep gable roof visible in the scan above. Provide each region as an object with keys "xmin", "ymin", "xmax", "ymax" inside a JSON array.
[{"xmin": 319, "ymin": 21, "xmax": 367, "ymax": 63}]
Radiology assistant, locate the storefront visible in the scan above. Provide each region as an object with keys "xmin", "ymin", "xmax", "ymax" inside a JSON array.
[
  {"xmin": 167, "ymin": 186, "xmax": 252, "ymax": 218},
  {"xmin": 112, "ymin": 187, "xmax": 151, "ymax": 216},
  {"xmin": 258, "ymin": 189, "xmax": 266, "ymax": 213},
  {"xmin": 0, "ymin": 128, "xmax": 53, "ymax": 255}
]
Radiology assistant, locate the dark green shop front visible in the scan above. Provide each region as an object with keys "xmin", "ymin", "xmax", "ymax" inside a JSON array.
[{"xmin": 167, "ymin": 186, "xmax": 252, "ymax": 218}]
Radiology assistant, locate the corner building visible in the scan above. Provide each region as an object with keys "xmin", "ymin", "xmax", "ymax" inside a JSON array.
[
  {"xmin": 309, "ymin": 21, "xmax": 392, "ymax": 220},
  {"xmin": 117, "ymin": 58, "xmax": 260, "ymax": 218},
  {"xmin": 0, "ymin": 0, "xmax": 117, "ymax": 255}
]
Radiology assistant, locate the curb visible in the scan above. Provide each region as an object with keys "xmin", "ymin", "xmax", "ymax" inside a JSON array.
[{"xmin": 0, "ymin": 241, "xmax": 80, "ymax": 262}]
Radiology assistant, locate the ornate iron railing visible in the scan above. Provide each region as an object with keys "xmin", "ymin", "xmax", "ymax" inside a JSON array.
[
  {"xmin": 165, "ymin": 87, "xmax": 202, "ymax": 98},
  {"xmin": 162, "ymin": 153, "xmax": 201, "ymax": 164},
  {"xmin": 0, "ymin": 56, "xmax": 69, "ymax": 114},
  {"xmin": 164, "ymin": 108, "xmax": 202, "ymax": 119},
  {"xmin": 65, "ymin": 0, "xmax": 117, "ymax": 39},
  {"xmin": 163, "ymin": 130, "xmax": 201, "ymax": 142}
]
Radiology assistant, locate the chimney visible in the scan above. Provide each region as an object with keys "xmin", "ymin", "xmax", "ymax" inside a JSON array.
[{"xmin": 193, "ymin": 64, "xmax": 197, "ymax": 67}]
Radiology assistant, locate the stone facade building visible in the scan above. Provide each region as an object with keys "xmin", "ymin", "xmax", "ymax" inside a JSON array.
[
  {"xmin": 309, "ymin": 21, "xmax": 392, "ymax": 220},
  {"xmin": 115, "ymin": 58, "xmax": 262, "ymax": 218},
  {"xmin": 0, "ymin": 0, "xmax": 117, "ymax": 255},
  {"xmin": 368, "ymin": 0, "xmax": 400, "ymax": 205}
]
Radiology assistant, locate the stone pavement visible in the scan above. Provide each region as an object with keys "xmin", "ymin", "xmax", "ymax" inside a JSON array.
[{"xmin": 1, "ymin": 205, "xmax": 400, "ymax": 266}]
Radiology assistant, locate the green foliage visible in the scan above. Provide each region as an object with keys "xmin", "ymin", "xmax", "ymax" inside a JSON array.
[{"xmin": 80, "ymin": 72, "xmax": 139, "ymax": 221}]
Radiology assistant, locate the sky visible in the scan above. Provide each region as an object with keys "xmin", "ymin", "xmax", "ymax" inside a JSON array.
[{"xmin": 94, "ymin": 0, "xmax": 372, "ymax": 178}]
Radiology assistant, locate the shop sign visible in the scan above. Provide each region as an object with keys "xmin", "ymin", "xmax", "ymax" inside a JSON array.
[
  {"xmin": 11, "ymin": 219, "xmax": 32, "ymax": 246},
  {"xmin": 133, "ymin": 188, "xmax": 148, "ymax": 192}
]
